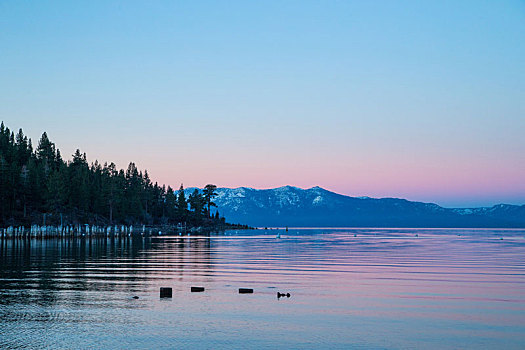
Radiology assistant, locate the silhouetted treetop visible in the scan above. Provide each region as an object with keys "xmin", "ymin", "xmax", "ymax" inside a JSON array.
[{"xmin": 0, "ymin": 122, "xmax": 224, "ymax": 227}]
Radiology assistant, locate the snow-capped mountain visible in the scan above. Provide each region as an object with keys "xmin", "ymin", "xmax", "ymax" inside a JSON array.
[{"xmin": 183, "ymin": 186, "xmax": 525, "ymax": 228}]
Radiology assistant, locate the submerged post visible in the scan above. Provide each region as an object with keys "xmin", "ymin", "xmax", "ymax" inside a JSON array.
[{"xmin": 160, "ymin": 287, "xmax": 172, "ymax": 298}]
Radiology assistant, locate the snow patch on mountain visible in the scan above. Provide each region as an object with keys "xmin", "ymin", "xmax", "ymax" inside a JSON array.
[
  {"xmin": 180, "ymin": 186, "xmax": 525, "ymax": 227},
  {"xmin": 312, "ymin": 195, "xmax": 323, "ymax": 205}
]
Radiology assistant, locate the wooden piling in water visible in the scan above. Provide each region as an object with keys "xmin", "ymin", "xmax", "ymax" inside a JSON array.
[
  {"xmin": 0, "ymin": 224, "xmax": 185, "ymax": 240},
  {"xmin": 160, "ymin": 287, "xmax": 172, "ymax": 298}
]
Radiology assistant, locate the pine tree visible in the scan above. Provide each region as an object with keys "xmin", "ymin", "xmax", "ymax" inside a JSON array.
[
  {"xmin": 46, "ymin": 164, "xmax": 67, "ymax": 215},
  {"xmin": 101, "ymin": 162, "xmax": 119, "ymax": 224},
  {"xmin": 188, "ymin": 189, "xmax": 206, "ymax": 220},
  {"xmin": 36, "ymin": 132, "xmax": 56, "ymax": 174},
  {"xmin": 165, "ymin": 186, "xmax": 177, "ymax": 223},
  {"xmin": 176, "ymin": 184, "xmax": 188, "ymax": 222},
  {"xmin": 142, "ymin": 170, "xmax": 153, "ymax": 221},
  {"xmin": 203, "ymin": 184, "xmax": 218, "ymax": 218}
]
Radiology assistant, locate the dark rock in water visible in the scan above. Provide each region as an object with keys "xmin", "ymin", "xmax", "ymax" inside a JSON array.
[
  {"xmin": 160, "ymin": 287, "xmax": 172, "ymax": 298},
  {"xmin": 191, "ymin": 286, "xmax": 205, "ymax": 292},
  {"xmin": 239, "ymin": 288, "xmax": 253, "ymax": 294}
]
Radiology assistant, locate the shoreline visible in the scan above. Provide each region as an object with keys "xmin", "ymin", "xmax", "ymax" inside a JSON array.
[{"xmin": 0, "ymin": 223, "xmax": 253, "ymax": 239}]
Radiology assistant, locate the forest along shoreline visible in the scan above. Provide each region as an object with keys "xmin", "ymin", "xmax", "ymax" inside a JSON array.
[{"xmin": 0, "ymin": 122, "xmax": 250, "ymax": 236}]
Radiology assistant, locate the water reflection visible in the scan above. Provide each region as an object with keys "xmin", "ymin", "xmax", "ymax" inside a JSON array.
[
  {"xmin": 0, "ymin": 237, "xmax": 216, "ymax": 305},
  {"xmin": 1, "ymin": 229, "xmax": 525, "ymax": 349}
]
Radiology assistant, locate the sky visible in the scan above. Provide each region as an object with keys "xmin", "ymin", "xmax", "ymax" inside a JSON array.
[{"xmin": 1, "ymin": 0, "xmax": 524, "ymax": 207}]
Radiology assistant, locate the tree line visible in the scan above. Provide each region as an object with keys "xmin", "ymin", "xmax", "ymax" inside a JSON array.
[{"xmin": 0, "ymin": 122, "xmax": 228, "ymax": 228}]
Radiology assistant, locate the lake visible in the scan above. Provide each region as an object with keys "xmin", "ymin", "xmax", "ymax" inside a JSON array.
[{"xmin": 1, "ymin": 228, "xmax": 524, "ymax": 349}]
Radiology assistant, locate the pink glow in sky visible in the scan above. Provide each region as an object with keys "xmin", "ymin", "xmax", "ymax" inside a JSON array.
[{"xmin": 1, "ymin": 1, "xmax": 524, "ymax": 207}]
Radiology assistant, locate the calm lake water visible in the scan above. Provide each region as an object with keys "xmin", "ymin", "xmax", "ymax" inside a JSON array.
[{"xmin": 1, "ymin": 228, "xmax": 524, "ymax": 349}]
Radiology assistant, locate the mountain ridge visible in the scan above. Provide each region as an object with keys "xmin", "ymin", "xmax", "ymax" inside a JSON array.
[{"xmin": 182, "ymin": 186, "xmax": 525, "ymax": 228}]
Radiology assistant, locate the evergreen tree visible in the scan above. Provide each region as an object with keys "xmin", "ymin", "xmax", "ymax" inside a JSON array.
[
  {"xmin": 188, "ymin": 189, "xmax": 206, "ymax": 219},
  {"xmin": 176, "ymin": 184, "xmax": 188, "ymax": 222},
  {"xmin": 68, "ymin": 149, "xmax": 89, "ymax": 214},
  {"xmin": 101, "ymin": 162, "xmax": 119, "ymax": 224},
  {"xmin": 165, "ymin": 186, "xmax": 177, "ymax": 223},
  {"xmin": 142, "ymin": 170, "xmax": 153, "ymax": 221},
  {"xmin": 203, "ymin": 184, "xmax": 218, "ymax": 218},
  {"xmin": 46, "ymin": 164, "xmax": 67, "ymax": 215},
  {"xmin": 36, "ymin": 132, "xmax": 56, "ymax": 174}
]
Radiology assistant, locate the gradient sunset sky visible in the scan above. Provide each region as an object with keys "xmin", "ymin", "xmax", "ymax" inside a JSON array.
[{"xmin": 1, "ymin": 1, "xmax": 524, "ymax": 207}]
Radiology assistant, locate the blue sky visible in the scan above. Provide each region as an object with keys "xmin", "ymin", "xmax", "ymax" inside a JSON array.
[{"xmin": 1, "ymin": 0, "xmax": 524, "ymax": 207}]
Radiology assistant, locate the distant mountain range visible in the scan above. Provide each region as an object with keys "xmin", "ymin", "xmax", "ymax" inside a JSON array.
[{"xmin": 185, "ymin": 186, "xmax": 525, "ymax": 228}]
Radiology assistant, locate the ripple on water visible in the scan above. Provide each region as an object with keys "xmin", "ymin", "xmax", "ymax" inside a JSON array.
[{"xmin": 0, "ymin": 229, "xmax": 525, "ymax": 349}]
